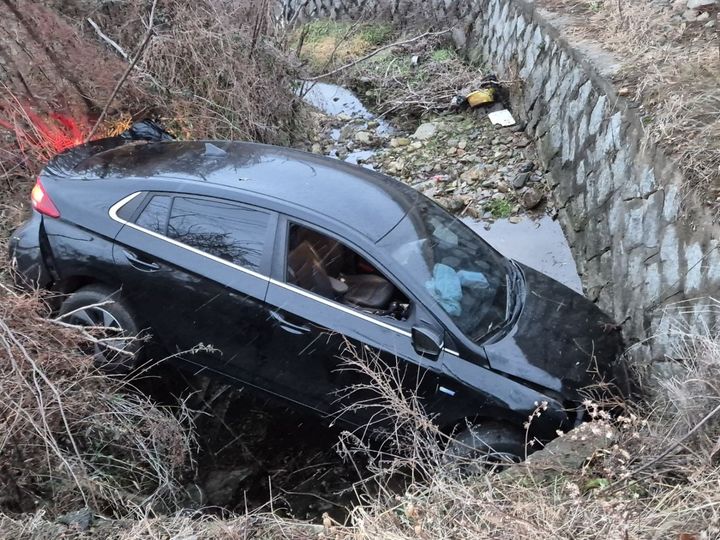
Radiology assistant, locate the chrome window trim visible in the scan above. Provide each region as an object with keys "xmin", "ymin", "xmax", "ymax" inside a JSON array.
[
  {"xmin": 267, "ymin": 277, "xmax": 412, "ymax": 338},
  {"xmin": 109, "ymin": 191, "xmax": 459, "ymax": 351},
  {"xmin": 109, "ymin": 191, "xmax": 268, "ymax": 280}
]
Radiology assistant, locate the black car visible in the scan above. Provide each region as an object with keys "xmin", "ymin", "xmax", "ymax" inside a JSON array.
[{"xmin": 9, "ymin": 137, "xmax": 628, "ymax": 458}]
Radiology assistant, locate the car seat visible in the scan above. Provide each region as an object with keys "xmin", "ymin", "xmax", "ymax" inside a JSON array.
[
  {"xmin": 341, "ymin": 274, "xmax": 396, "ymax": 309},
  {"xmin": 287, "ymin": 241, "xmax": 348, "ymax": 299}
]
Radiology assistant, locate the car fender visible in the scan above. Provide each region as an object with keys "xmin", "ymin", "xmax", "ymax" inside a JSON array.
[{"xmin": 438, "ymin": 352, "xmax": 571, "ymax": 438}]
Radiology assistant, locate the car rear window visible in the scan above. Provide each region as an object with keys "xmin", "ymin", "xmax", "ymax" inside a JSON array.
[
  {"xmin": 167, "ymin": 197, "xmax": 269, "ymax": 270},
  {"xmin": 135, "ymin": 195, "xmax": 172, "ymax": 233}
]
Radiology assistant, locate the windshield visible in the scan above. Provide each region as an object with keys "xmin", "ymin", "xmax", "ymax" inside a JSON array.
[{"xmin": 378, "ymin": 199, "xmax": 510, "ymax": 341}]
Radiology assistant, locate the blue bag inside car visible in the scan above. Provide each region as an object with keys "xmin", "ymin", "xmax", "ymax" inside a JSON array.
[{"xmin": 425, "ymin": 264, "xmax": 489, "ymax": 316}]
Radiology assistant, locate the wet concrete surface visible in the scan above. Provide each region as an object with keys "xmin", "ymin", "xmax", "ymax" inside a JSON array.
[{"xmin": 466, "ymin": 216, "xmax": 582, "ymax": 293}]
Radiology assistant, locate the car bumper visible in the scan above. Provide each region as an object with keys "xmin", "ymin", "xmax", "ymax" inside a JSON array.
[{"xmin": 8, "ymin": 212, "xmax": 52, "ymax": 289}]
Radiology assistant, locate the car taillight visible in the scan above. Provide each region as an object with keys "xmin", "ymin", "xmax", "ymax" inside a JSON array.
[{"xmin": 30, "ymin": 178, "xmax": 60, "ymax": 218}]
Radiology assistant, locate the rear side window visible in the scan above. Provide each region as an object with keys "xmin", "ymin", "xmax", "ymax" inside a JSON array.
[
  {"xmin": 167, "ymin": 197, "xmax": 269, "ymax": 270},
  {"xmin": 135, "ymin": 195, "xmax": 172, "ymax": 233}
]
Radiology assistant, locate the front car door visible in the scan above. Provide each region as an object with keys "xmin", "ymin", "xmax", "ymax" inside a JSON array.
[{"xmin": 259, "ymin": 216, "xmax": 450, "ymax": 428}]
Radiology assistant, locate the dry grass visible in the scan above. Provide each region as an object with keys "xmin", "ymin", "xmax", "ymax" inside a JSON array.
[
  {"xmin": 3, "ymin": 293, "xmax": 720, "ymax": 537},
  {"xmin": 0, "ymin": 511, "xmax": 327, "ymax": 540},
  {"xmin": 0, "ymin": 288, "xmax": 196, "ymax": 517},
  {"xmin": 341, "ymin": 39, "xmax": 492, "ymax": 119},
  {"xmin": 296, "ymin": 21, "xmax": 396, "ymax": 71},
  {"xmin": 72, "ymin": 0, "xmax": 308, "ymax": 144},
  {"xmin": 325, "ymin": 307, "xmax": 720, "ymax": 539},
  {"xmin": 540, "ymin": 0, "xmax": 720, "ymax": 210}
]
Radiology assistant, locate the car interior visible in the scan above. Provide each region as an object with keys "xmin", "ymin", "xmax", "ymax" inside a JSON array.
[{"xmin": 286, "ymin": 224, "xmax": 410, "ymax": 320}]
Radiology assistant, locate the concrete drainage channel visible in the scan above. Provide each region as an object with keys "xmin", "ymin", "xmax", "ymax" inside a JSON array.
[{"xmin": 283, "ymin": 0, "xmax": 720, "ymax": 367}]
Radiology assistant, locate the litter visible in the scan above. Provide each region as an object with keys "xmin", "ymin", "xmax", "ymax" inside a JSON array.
[
  {"xmin": 120, "ymin": 119, "xmax": 174, "ymax": 142},
  {"xmin": 488, "ymin": 109, "xmax": 516, "ymax": 127},
  {"xmin": 466, "ymin": 88, "xmax": 495, "ymax": 107}
]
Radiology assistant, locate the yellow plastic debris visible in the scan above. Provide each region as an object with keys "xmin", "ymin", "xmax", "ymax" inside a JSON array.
[{"xmin": 466, "ymin": 88, "xmax": 495, "ymax": 107}]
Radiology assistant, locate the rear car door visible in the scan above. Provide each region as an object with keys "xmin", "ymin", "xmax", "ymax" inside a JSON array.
[
  {"xmin": 111, "ymin": 192, "xmax": 276, "ymax": 381},
  {"xmin": 259, "ymin": 216, "xmax": 446, "ymax": 426}
]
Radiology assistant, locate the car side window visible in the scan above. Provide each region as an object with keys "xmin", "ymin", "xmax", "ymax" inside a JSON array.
[
  {"xmin": 167, "ymin": 197, "xmax": 269, "ymax": 271},
  {"xmin": 285, "ymin": 223, "xmax": 409, "ymax": 320},
  {"xmin": 135, "ymin": 195, "xmax": 172, "ymax": 234}
]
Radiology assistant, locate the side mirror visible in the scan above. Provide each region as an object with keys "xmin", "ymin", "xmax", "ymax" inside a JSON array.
[{"xmin": 411, "ymin": 326, "xmax": 443, "ymax": 360}]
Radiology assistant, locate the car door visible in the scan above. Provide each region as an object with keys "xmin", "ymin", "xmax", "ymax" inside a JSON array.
[
  {"xmin": 259, "ymin": 216, "xmax": 446, "ymax": 427},
  {"xmin": 111, "ymin": 192, "xmax": 277, "ymax": 381}
]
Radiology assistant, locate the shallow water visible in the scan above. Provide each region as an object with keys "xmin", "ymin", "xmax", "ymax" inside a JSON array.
[
  {"xmin": 300, "ymin": 81, "xmax": 393, "ymax": 134},
  {"xmin": 302, "ymin": 81, "xmax": 374, "ymax": 118},
  {"xmin": 465, "ymin": 216, "xmax": 582, "ymax": 293}
]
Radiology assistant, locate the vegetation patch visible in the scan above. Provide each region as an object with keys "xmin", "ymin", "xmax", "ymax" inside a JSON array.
[{"xmin": 296, "ymin": 21, "xmax": 395, "ymax": 71}]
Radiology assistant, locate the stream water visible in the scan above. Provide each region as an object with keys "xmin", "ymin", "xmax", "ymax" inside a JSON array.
[{"xmin": 301, "ymin": 81, "xmax": 582, "ymax": 293}]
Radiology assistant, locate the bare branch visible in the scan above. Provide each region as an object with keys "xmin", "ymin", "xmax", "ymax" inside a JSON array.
[
  {"xmin": 85, "ymin": 0, "xmax": 158, "ymax": 142},
  {"xmin": 87, "ymin": 18, "xmax": 128, "ymax": 60}
]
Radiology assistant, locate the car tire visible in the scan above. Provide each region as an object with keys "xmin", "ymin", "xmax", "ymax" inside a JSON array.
[
  {"xmin": 59, "ymin": 284, "xmax": 143, "ymax": 373},
  {"xmin": 446, "ymin": 421, "xmax": 526, "ymax": 469}
]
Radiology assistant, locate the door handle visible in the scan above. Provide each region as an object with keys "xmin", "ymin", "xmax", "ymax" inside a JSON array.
[
  {"xmin": 123, "ymin": 249, "xmax": 160, "ymax": 272},
  {"xmin": 269, "ymin": 310, "xmax": 311, "ymax": 335}
]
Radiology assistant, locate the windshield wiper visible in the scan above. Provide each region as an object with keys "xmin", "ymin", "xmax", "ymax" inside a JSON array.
[{"xmin": 476, "ymin": 263, "xmax": 523, "ymax": 344}]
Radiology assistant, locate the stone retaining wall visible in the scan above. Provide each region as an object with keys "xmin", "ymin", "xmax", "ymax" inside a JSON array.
[{"xmin": 281, "ymin": 0, "xmax": 720, "ymax": 361}]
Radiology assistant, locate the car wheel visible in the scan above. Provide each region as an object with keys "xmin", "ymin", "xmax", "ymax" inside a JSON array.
[
  {"xmin": 446, "ymin": 421, "xmax": 526, "ymax": 469},
  {"xmin": 59, "ymin": 284, "xmax": 143, "ymax": 372}
]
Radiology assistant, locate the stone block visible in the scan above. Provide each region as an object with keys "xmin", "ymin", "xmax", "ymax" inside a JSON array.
[{"xmin": 659, "ymin": 225, "xmax": 680, "ymax": 287}]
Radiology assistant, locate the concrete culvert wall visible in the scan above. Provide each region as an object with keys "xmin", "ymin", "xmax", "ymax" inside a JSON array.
[{"xmin": 282, "ymin": 0, "xmax": 720, "ymax": 364}]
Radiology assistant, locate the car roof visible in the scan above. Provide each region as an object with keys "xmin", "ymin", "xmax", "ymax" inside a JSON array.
[{"xmin": 60, "ymin": 140, "xmax": 422, "ymax": 242}]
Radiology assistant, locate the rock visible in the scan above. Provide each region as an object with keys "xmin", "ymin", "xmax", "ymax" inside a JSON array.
[
  {"xmin": 697, "ymin": 10, "xmax": 711, "ymax": 19},
  {"xmin": 618, "ymin": 87, "xmax": 631, "ymax": 97},
  {"xmin": 57, "ymin": 508, "xmax": 93, "ymax": 531},
  {"xmin": 366, "ymin": 120, "xmax": 379, "ymax": 129},
  {"xmin": 311, "ymin": 143, "xmax": 322, "ymax": 154},
  {"xmin": 684, "ymin": 8, "xmax": 701, "ymax": 19},
  {"xmin": 518, "ymin": 161, "xmax": 535, "ymax": 173},
  {"xmin": 497, "ymin": 182, "xmax": 510, "ymax": 193},
  {"xmin": 521, "ymin": 187, "xmax": 545, "ymax": 209},
  {"xmin": 688, "ymin": 0, "xmax": 717, "ymax": 8},
  {"xmin": 339, "ymin": 124, "xmax": 355, "ymax": 141},
  {"xmin": 481, "ymin": 178, "xmax": 497, "ymax": 189},
  {"xmin": 354, "ymin": 131, "xmax": 372, "ymax": 144},
  {"xmin": 336, "ymin": 113, "xmax": 352, "ymax": 122},
  {"xmin": 412, "ymin": 122, "xmax": 438, "ymax": 141},
  {"xmin": 458, "ymin": 139, "xmax": 467, "ymax": 150},
  {"xmin": 387, "ymin": 160, "xmax": 404, "ymax": 173},
  {"xmin": 410, "ymin": 141, "xmax": 423, "ymax": 150},
  {"xmin": 513, "ymin": 172, "xmax": 531, "ymax": 189},
  {"xmin": 502, "ymin": 422, "xmax": 616, "ymax": 482},
  {"xmin": 509, "ymin": 216, "xmax": 522, "ymax": 224},
  {"xmin": 203, "ymin": 468, "xmax": 254, "ymax": 507},
  {"xmin": 390, "ymin": 137, "xmax": 411, "ymax": 147},
  {"xmin": 447, "ymin": 138, "xmax": 459, "ymax": 148},
  {"xmin": 460, "ymin": 166, "xmax": 482, "ymax": 182},
  {"xmin": 443, "ymin": 196, "xmax": 466, "ymax": 212}
]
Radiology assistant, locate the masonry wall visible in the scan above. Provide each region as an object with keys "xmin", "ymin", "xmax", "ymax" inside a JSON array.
[{"xmin": 281, "ymin": 0, "xmax": 720, "ymax": 362}]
